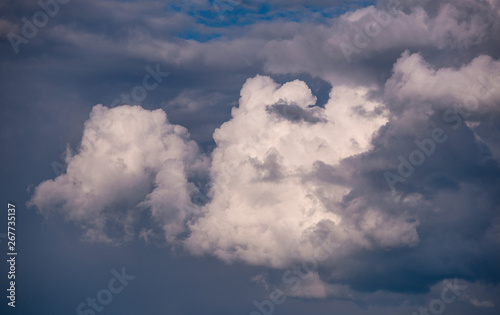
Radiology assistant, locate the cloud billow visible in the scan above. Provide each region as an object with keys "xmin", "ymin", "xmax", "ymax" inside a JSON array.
[{"xmin": 29, "ymin": 104, "xmax": 209, "ymax": 243}]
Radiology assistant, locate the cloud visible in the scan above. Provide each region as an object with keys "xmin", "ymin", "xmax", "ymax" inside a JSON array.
[
  {"xmin": 385, "ymin": 51, "xmax": 500, "ymax": 113},
  {"xmin": 298, "ymin": 52, "xmax": 500, "ymax": 296},
  {"xmin": 266, "ymin": 100, "xmax": 326, "ymax": 124},
  {"xmin": 184, "ymin": 75, "xmax": 421, "ymax": 268},
  {"xmin": 29, "ymin": 104, "xmax": 208, "ymax": 243}
]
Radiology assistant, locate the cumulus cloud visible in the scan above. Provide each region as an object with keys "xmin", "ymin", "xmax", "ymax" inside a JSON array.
[
  {"xmin": 184, "ymin": 75, "xmax": 420, "ymax": 268},
  {"xmin": 29, "ymin": 104, "xmax": 208, "ymax": 243},
  {"xmin": 27, "ymin": 53, "xmax": 500, "ymax": 305},
  {"xmin": 30, "ymin": 75, "xmax": 421, "ymax": 272},
  {"xmin": 385, "ymin": 51, "xmax": 500, "ymax": 113}
]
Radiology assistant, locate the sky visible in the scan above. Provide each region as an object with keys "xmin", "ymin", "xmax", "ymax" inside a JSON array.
[{"xmin": 1, "ymin": 0, "xmax": 500, "ymax": 314}]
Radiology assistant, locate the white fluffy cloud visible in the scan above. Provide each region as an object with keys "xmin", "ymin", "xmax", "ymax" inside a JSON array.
[
  {"xmin": 185, "ymin": 75, "xmax": 419, "ymax": 268},
  {"xmin": 385, "ymin": 52, "xmax": 500, "ymax": 113},
  {"xmin": 30, "ymin": 104, "xmax": 208, "ymax": 243},
  {"xmin": 30, "ymin": 76, "xmax": 419, "ymax": 268}
]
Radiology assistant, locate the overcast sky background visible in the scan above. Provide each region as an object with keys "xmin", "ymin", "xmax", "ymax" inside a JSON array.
[{"xmin": 1, "ymin": 0, "xmax": 500, "ymax": 314}]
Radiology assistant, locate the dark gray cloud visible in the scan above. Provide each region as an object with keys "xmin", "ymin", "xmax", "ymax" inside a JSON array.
[{"xmin": 266, "ymin": 101, "xmax": 327, "ymax": 124}]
